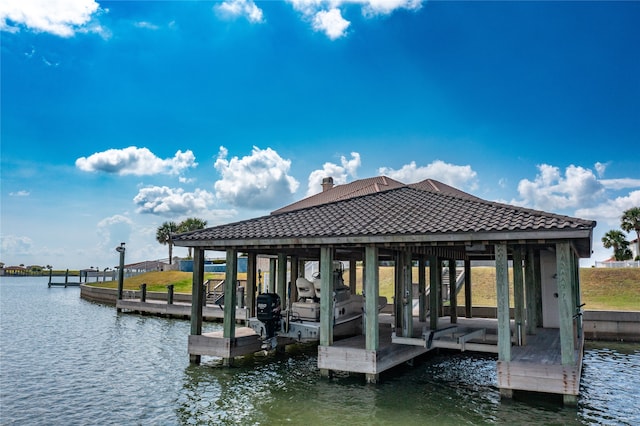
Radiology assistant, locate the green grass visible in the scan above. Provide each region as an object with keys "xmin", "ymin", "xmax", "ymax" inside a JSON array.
[{"xmin": 92, "ymin": 266, "xmax": 640, "ymax": 311}]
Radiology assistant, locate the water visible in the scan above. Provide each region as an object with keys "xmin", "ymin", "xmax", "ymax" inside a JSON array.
[{"xmin": 1, "ymin": 277, "xmax": 639, "ymax": 425}]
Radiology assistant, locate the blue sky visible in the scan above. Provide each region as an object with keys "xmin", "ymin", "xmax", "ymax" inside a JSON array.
[{"xmin": 1, "ymin": 0, "xmax": 639, "ymax": 269}]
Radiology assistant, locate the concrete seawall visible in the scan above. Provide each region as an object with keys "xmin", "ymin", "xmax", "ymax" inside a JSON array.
[
  {"xmin": 80, "ymin": 284, "xmax": 192, "ymax": 305},
  {"xmin": 81, "ymin": 285, "xmax": 639, "ymax": 342},
  {"xmin": 582, "ymin": 310, "xmax": 640, "ymax": 342}
]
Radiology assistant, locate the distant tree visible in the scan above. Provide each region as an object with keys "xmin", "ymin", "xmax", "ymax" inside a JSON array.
[
  {"xmin": 601, "ymin": 230, "xmax": 632, "ymax": 261},
  {"xmin": 178, "ymin": 217, "xmax": 208, "ymax": 258},
  {"xmin": 621, "ymin": 207, "xmax": 640, "ymax": 260},
  {"xmin": 156, "ymin": 221, "xmax": 178, "ymax": 264}
]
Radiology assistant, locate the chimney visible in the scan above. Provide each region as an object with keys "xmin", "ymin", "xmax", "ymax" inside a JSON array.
[{"xmin": 321, "ymin": 177, "xmax": 334, "ymax": 192}]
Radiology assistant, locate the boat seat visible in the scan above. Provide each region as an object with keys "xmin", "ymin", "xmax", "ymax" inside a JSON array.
[{"xmin": 296, "ymin": 277, "xmax": 316, "ymax": 299}]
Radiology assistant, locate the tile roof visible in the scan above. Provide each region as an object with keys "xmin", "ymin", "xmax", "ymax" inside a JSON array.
[
  {"xmin": 272, "ymin": 176, "xmax": 404, "ymax": 214},
  {"xmin": 173, "ymin": 183, "xmax": 596, "ymax": 255}
]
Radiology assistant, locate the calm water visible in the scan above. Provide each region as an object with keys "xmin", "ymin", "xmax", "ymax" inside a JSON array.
[{"xmin": 1, "ymin": 277, "xmax": 639, "ymax": 425}]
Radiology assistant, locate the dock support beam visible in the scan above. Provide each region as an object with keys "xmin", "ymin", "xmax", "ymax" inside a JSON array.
[
  {"xmin": 277, "ymin": 253, "xmax": 287, "ymax": 307},
  {"xmin": 349, "ymin": 259, "xmax": 357, "ymax": 295},
  {"xmin": 291, "ymin": 256, "xmax": 299, "ymax": 303},
  {"xmin": 402, "ymin": 251, "xmax": 413, "ymax": 337},
  {"xmin": 365, "ymin": 245, "xmax": 380, "ymax": 384},
  {"xmin": 496, "ymin": 242, "xmax": 512, "ymax": 399},
  {"xmin": 557, "ymin": 241, "xmax": 578, "ymax": 406},
  {"xmin": 319, "ymin": 246, "xmax": 334, "ymax": 378},
  {"xmin": 246, "ymin": 253, "xmax": 257, "ymax": 317},
  {"xmin": 189, "ymin": 248, "xmax": 205, "ymax": 364},
  {"xmin": 418, "ymin": 257, "xmax": 427, "ymax": 323},
  {"xmin": 464, "ymin": 259, "xmax": 472, "ymax": 318},
  {"xmin": 449, "ymin": 260, "xmax": 457, "ymax": 324},
  {"xmin": 268, "ymin": 258, "xmax": 276, "ymax": 293},
  {"xmin": 513, "ymin": 247, "xmax": 525, "ymax": 345},
  {"xmin": 429, "ymin": 256, "xmax": 440, "ymax": 330},
  {"xmin": 525, "ymin": 247, "xmax": 537, "ymax": 335},
  {"xmin": 222, "ymin": 249, "xmax": 238, "ymax": 366}
]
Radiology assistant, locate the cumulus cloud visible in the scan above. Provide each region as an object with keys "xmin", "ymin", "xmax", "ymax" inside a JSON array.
[
  {"xmin": 515, "ymin": 164, "xmax": 606, "ymax": 211},
  {"xmin": 96, "ymin": 214, "xmax": 133, "ymax": 250},
  {"xmin": 76, "ymin": 146, "xmax": 197, "ymax": 177},
  {"xmin": 306, "ymin": 152, "xmax": 361, "ymax": 197},
  {"xmin": 214, "ymin": 146, "xmax": 299, "ymax": 209},
  {"xmin": 288, "ymin": 0, "xmax": 423, "ymax": 39},
  {"xmin": 1, "ymin": 235, "xmax": 33, "ymax": 256},
  {"xmin": 9, "ymin": 190, "xmax": 30, "ymax": 197},
  {"xmin": 576, "ymin": 190, "xmax": 640, "ymax": 227},
  {"xmin": 134, "ymin": 186, "xmax": 215, "ymax": 216},
  {"xmin": 215, "ymin": 0, "xmax": 264, "ymax": 23},
  {"xmin": 0, "ymin": 0, "xmax": 103, "ymax": 37},
  {"xmin": 313, "ymin": 8, "xmax": 350, "ymax": 40},
  {"xmin": 378, "ymin": 160, "xmax": 478, "ymax": 190}
]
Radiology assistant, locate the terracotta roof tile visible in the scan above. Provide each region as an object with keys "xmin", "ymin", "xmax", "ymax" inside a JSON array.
[{"xmin": 174, "ymin": 185, "xmax": 596, "ymax": 246}]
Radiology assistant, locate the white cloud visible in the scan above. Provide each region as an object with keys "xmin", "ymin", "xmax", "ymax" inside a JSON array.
[
  {"xmin": 600, "ymin": 178, "xmax": 640, "ymax": 190},
  {"xmin": 306, "ymin": 152, "xmax": 361, "ymax": 197},
  {"xmin": 313, "ymin": 8, "xmax": 350, "ymax": 40},
  {"xmin": 134, "ymin": 21, "xmax": 159, "ymax": 30},
  {"xmin": 360, "ymin": 0, "xmax": 423, "ymax": 17},
  {"xmin": 576, "ymin": 190, "xmax": 640, "ymax": 227},
  {"xmin": 1, "ymin": 235, "xmax": 33, "ymax": 256},
  {"xmin": 96, "ymin": 214, "xmax": 133, "ymax": 251},
  {"xmin": 378, "ymin": 160, "xmax": 478, "ymax": 190},
  {"xmin": 133, "ymin": 186, "xmax": 215, "ymax": 216},
  {"xmin": 215, "ymin": 0, "xmax": 264, "ymax": 23},
  {"xmin": 214, "ymin": 146, "xmax": 299, "ymax": 209},
  {"xmin": 515, "ymin": 164, "xmax": 606, "ymax": 211},
  {"xmin": 76, "ymin": 146, "xmax": 197, "ymax": 177},
  {"xmin": 0, "ymin": 0, "xmax": 102, "ymax": 37},
  {"xmin": 594, "ymin": 161, "xmax": 608, "ymax": 178},
  {"xmin": 288, "ymin": 0, "xmax": 423, "ymax": 39},
  {"xmin": 9, "ymin": 190, "xmax": 30, "ymax": 197}
]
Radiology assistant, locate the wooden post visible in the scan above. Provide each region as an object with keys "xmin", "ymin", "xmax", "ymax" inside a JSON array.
[
  {"xmin": 277, "ymin": 253, "xmax": 287, "ymax": 307},
  {"xmin": 268, "ymin": 258, "xmax": 276, "ymax": 293},
  {"xmin": 429, "ymin": 255, "xmax": 439, "ymax": 330},
  {"xmin": 438, "ymin": 259, "xmax": 444, "ymax": 317},
  {"xmin": 464, "ymin": 259, "xmax": 472, "ymax": 318},
  {"xmin": 449, "ymin": 259, "xmax": 457, "ymax": 324},
  {"xmin": 512, "ymin": 247, "xmax": 525, "ymax": 345},
  {"xmin": 349, "ymin": 259, "xmax": 357, "ymax": 295},
  {"xmin": 319, "ymin": 247, "xmax": 334, "ymax": 378},
  {"xmin": 319, "ymin": 247, "xmax": 334, "ymax": 347},
  {"xmin": 525, "ymin": 247, "xmax": 537, "ymax": 335},
  {"xmin": 534, "ymin": 250, "xmax": 543, "ymax": 327},
  {"xmin": 290, "ymin": 255, "xmax": 299, "ymax": 303},
  {"xmin": 246, "ymin": 253, "xmax": 257, "ymax": 317},
  {"xmin": 403, "ymin": 251, "xmax": 413, "ymax": 337},
  {"xmin": 418, "ymin": 257, "xmax": 427, "ymax": 323},
  {"xmin": 365, "ymin": 245, "xmax": 379, "ymax": 384},
  {"xmin": 189, "ymin": 248, "xmax": 205, "ymax": 364},
  {"xmin": 495, "ymin": 243, "xmax": 511, "ymax": 363},
  {"xmin": 394, "ymin": 252, "xmax": 402, "ymax": 334},
  {"xmin": 557, "ymin": 242, "xmax": 578, "ymax": 406},
  {"xmin": 556, "ymin": 242, "xmax": 575, "ymax": 364},
  {"xmin": 223, "ymin": 249, "xmax": 238, "ymax": 339}
]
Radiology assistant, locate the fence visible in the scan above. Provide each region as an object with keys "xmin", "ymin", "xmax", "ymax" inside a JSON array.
[{"xmin": 594, "ymin": 260, "xmax": 640, "ymax": 268}]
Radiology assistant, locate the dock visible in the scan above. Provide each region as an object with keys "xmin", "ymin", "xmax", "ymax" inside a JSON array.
[{"xmin": 115, "ymin": 297, "xmax": 250, "ymax": 321}]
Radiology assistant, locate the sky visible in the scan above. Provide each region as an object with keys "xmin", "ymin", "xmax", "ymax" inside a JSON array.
[{"xmin": 1, "ymin": 0, "xmax": 639, "ymax": 270}]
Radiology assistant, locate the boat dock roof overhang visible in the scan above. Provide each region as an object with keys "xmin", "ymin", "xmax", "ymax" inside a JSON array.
[{"xmin": 172, "ymin": 184, "xmax": 596, "ymax": 260}]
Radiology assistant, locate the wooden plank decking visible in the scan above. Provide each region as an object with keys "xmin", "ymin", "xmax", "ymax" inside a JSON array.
[
  {"xmin": 497, "ymin": 328, "xmax": 584, "ymax": 396},
  {"xmin": 115, "ymin": 298, "xmax": 250, "ymax": 321}
]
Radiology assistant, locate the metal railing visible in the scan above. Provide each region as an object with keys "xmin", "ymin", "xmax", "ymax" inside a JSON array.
[{"xmin": 594, "ymin": 260, "xmax": 640, "ymax": 268}]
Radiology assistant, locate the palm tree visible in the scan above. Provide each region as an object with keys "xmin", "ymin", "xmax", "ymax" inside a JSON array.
[
  {"xmin": 156, "ymin": 221, "xmax": 178, "ymax": 264},
  {"xmin": 601, "ymin": 229, "xmax": 632, "ymax": 261},
  {"xmin": 178, "ymin": 217, "xmax": 208, "ymax": 258},
  {"xmin": 621, "ymin": 207, "xmax": 640, "ymax": 259}
]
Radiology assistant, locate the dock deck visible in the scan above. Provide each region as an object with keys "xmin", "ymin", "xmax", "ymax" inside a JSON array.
[{"xmin": 116, "ymin": 298, "xmax": 250, "ymax": 321}]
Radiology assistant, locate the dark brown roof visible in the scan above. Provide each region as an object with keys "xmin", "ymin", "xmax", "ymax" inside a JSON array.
[
  {"xmin": 272, "ymin": 176, "xmax": 405, "ymax": 214},
  {"xmin": 173, "ymin": 183, "xmax": 596, "ymax": 256}
]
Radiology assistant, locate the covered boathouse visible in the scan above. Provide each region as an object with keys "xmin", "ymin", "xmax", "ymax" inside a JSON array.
[{"xmin": 172, "ymin": 176, "xmax": 596, "ymax": 405}]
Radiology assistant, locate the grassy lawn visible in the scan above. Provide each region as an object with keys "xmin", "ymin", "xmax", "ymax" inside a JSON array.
[{"xmin": 92, "ymin": 267, "xmax": 640, "ymax": 311}]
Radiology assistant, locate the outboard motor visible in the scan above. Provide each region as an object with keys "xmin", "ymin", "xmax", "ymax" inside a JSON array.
[{"xmin": 256, "ymin": 293, "xmax": 281, "ymax": 339}]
